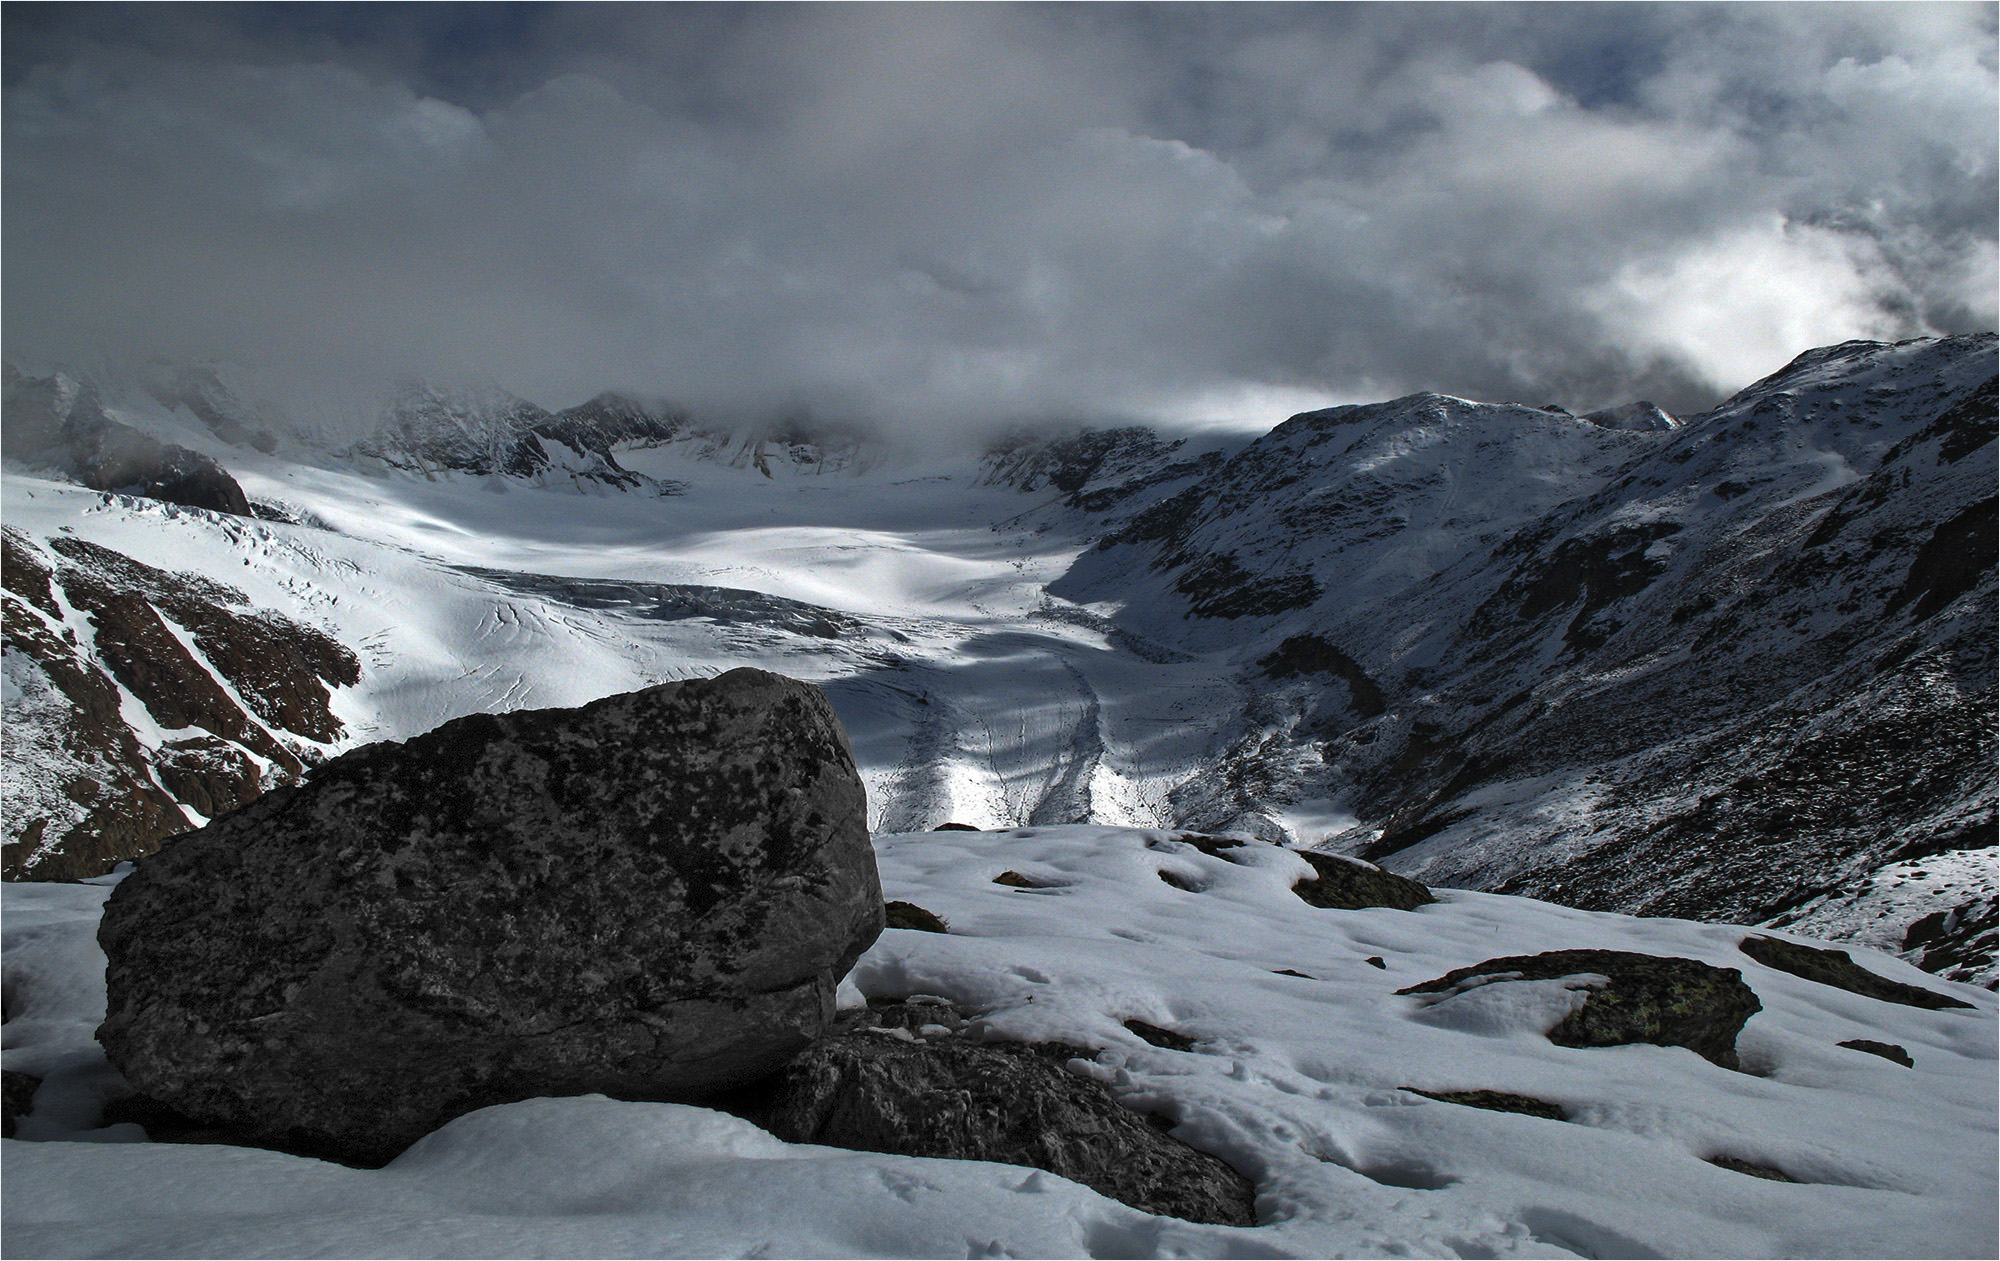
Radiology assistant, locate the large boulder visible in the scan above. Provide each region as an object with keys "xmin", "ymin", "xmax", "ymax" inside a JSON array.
[{"xmin": 97, "ymin": 668, "xmax": 882, "ymax": 1166}]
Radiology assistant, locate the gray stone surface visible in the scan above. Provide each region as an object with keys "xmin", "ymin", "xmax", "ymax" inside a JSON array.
[
  {"xmin": 97, "ymin": 668, "xmax": 882, "ymax": 1166},
  {"xmin": 758, "ymin": 1001, "xmax": 1257, "ymax": 1226},
  {"xmin": 1292, "ymin": 850, "xmax": 1435, "ymax": 911}
]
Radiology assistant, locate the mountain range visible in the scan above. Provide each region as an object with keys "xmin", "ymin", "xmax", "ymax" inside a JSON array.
[{"xmin": 3, "ymin": 333, "xmax": 1993, "ymax": 987}]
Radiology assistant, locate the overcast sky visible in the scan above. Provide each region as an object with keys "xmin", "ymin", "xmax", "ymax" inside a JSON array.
[{"xmin": 5, "ymin": 3, "xmax": 1994, "ymax": 438}]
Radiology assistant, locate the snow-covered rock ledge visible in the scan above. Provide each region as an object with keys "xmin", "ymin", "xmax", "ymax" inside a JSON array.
[{"xmin": 5, "ymin": 824, "xmax": 1995, "ymax": 1259}]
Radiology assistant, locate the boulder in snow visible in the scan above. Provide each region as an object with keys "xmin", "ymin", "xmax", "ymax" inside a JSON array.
[
  {"xmin": 1397, "ymin": 949, "xmax": 1761, "ymax": 1069},
  {"xmin": 1292, "ymin": 850, "xmax": 1435, "ymax": 910},
  {"xmin": 1739, "ymin": 934, "xmax": 1975, "ymax": 1010},
  {"xmin": 96, "ymin": 668, "xmax": 882, "ymax": 1166},
  {"xmin": 756, "ymin": 1000, "xmax": 1257, "ymax": 1226}
]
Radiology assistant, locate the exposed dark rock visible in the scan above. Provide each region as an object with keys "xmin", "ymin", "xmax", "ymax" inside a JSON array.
[
  {"xmin": 1837, "ymin": 1039, "xmax": 1913, "ymax": 1067},
  {"xmin": 1273, "ymin": 968, "xmax": 1313, "ymax": 978},
  {"xmin": 1706, "ymin": 1155, "xmax": 1799, "ymax": 1183},
  {"xmin": 1401, "ymin": 1088, "xmax": 1567, "ymax": 1121},
  {"xmin": 3, "ymin": 527, "xmax": 61, "ymax": 618},
  {"xmin": 56, "ymin": 569, "xmax": 299, "ymax": 774},
  {"xmin": 980, "ymin": 426, "xmax": 1186, "ymax": 502},
  {"xmin": 1174, "ymin": 553, "xmax": 1322, "ymax": 620},
  {"xmin": 1358, "ymin": 807, "xmax": 1475, "ymax": 863},
  {"xmin": 1473, "ymin": 521, "xmax": 1683, "ymax": 652},
  {"xmin": 993, "ymin": 870, "xmax": 1049, "ymax": 889},
  {"xmin": 1292, "ymin": 850, "xmax": 1435, "ymax": 910},
  {"xmin": 931, "ymin": 822, "xmax": 981, "ymax": 831},
  {"xmin": 1257, "ymin": 634, "xmax": 1387, "ymax": 717},
  {"xmin": 96, "ymin": 669, "xmax": 882, "ymax": 1167},
  {"xmin": 1886, "ymin": 495, "xmax": 1997, "ymax": 622},
  {"xmin": 1398, "ymin": 950, "xmax": 1762, "ymax": 1070},
  {"xmin": 757, "ymin": 1002, "xmax": 1257, "ymax": 1226},
  {"xmin": 1157, "ymin": 869, "xmax": 1202, "ymax": 892},
  {"xmin": 152, "ymin": 737, "xmax": 264, "ymax": 819},
  {"xmin": 349, "ymin": 384, "xmax": 683, "ymax": 491},
  {"xmin": 1124, "ymin": 1020, "xmax": 1197, "ymax": 1051},
  {"xmin": 5, "ymin": 533, "xmax": 364, "ymax": 878},
  {"xmin": 1365, "ymin": 956, "xmax": 1387, "ymax": 969},
  {"xmin": 48, "ymin": 536, "xmax": 359, "ymax": 744},
  {"xmin": 3, "ymin": 1070, "xmax": 40, "ymax": 1139},
  {"xmin": 1165, "ymin": 832, "xmax": 1246, "ymax": 856},
  {"xmin": 101, "ymin": 1093, "xmax": 255, "ymax": 1149},
  {"xmin": 161, "ymin": 601, "xmax": 359, "ymax": 743},
  {"xmin": 1, "ymin": 589, "xmax": 193, "ymax": 881},
  {"xmin": 1738, "ymin": 935, "xmax": 1975, "ymax": 1010},
  {"xmin": 884, "ymin": 900, "xmax": 951, "ymax": 933}
]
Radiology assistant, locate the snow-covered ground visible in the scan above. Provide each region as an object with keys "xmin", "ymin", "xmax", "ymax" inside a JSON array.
[
  {"xmin": 5, "ymin": 825, "xmax": 1995, "ymax": 1259},
  {"xmin": 3, "ymin": 451, "xmax": 1250, "ymax": 838}
]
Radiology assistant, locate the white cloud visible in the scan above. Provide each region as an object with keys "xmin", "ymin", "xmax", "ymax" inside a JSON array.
[{"xmin": 1586, "ymin": 216, "xmax": 1909, "ymax": 392}]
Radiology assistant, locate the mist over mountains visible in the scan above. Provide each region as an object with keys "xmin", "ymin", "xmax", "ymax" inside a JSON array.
[{"xmin": 5, "ymin": 332, "xmax": 1993, "ymax": 990}]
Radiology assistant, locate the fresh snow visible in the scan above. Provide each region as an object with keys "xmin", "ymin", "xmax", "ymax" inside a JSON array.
[{"xmin": 4, "ymin": 826, "xmax": 1995, "ymax": 1259}]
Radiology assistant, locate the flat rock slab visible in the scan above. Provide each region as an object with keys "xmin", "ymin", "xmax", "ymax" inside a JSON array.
[
  {"xmin": 97, "ymin": 668, "xmax": 882, "ymax": 1166},
  {"xmin": 756, "ymin": 1002, "xmax": 1257, "ymax": 1226},
  {"xmin": 1397, "ymin": 949, "xmax": 1760, "ymax": 1069},
  {"xmin": 1739, "ymin": 934, "xmax": 1975, "ymax": 1010}
]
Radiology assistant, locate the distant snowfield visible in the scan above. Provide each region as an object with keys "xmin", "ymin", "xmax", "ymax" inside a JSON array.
[
  {"xmin": 5, "ymin": 826, "xmax": 1995, "ymax": 1259},
  {"xmin": 3, "ymin": 450, "xmax": 1253, "ymax": 837}
]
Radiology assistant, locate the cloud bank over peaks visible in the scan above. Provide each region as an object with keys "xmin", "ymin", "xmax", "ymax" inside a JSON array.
[{"xmin": 3, "ymin": 4, "xmax": 1993, "ymax": 445}]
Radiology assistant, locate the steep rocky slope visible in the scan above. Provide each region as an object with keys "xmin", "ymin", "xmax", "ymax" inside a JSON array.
[
  {"xmin": 1, "ymin": 527, "xmax": 358, "ymax": 880},
  {"xmin": 1047, "ymin": 334, "xmax": 1997, "ymax": 984}
]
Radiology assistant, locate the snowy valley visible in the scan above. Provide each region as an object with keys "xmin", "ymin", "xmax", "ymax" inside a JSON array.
[
  {"xmin": 5, "ymin": 334, "xmax": 1994, "ymax": 983},
  {"xmin": 2, "ymin": 334, "xmax": 1995, "ymax": 1259}
]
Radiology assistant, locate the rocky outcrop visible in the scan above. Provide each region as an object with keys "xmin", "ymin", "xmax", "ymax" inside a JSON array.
[
  {"xmin": 349, "ymin": 383, "xmax": 683, "ymax": 491},
  {"xmin": 755, "ymin": 1000, "xmax": 1257, "ymax": 1226},
  {"xmin": 3, "ymin": 365, "xmax": 251, "ymax": 516},
  {"xmin": 3, "ymin": 531, "xmax": 358, "ymax": 880},
  {"xmin": 1738, "ymin": 935, "xmax": 1974, "ymax": 1010},
  {"xmin": 1398, "ymin": 950, "xmax": 1762, "ymax": 1069},
  {"xmin": 96, "ymin": 669, "xmax": 882, "ymax": 1166}
]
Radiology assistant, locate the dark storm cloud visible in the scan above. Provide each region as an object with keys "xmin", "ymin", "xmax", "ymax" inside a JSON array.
[{"xmin": 4, "ymin": 3, "xmax": 1994, "ymax": 439}]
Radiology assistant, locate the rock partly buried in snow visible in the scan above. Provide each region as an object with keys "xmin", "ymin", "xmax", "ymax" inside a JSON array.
[
  {"xmin": 2, "ymin": 1070, "xmax": 39, "ymax": 1138},
  {"xmin": 1400, "ymin": 1087, "xmax": 1568, "ymax": 1121},
  {"xmin": 757, "ymin": 1001, "xmax": 1257, "ymax": 1227},
  {"xmin": 1397, "ymin": 950, "xmax": 1761, "ymax": 1069},
  {"xmin": 1292, "ymin": 850, "xmax": 1435, "ymax": 911},
  {"xmin": 1837, "ymin": 1039, "xmax": 1914, "ymax": 1067},
  {"xmin": 883, "ymin": 900, "xmax": 951, "ymax": 933},
  {"xmin": 1738, "ymin": 935, "xmax": 1975, "ymax": 1010},
  {"xmin": 96, "ymin": 668, "xmax": 882, "ymax": 1166}
]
